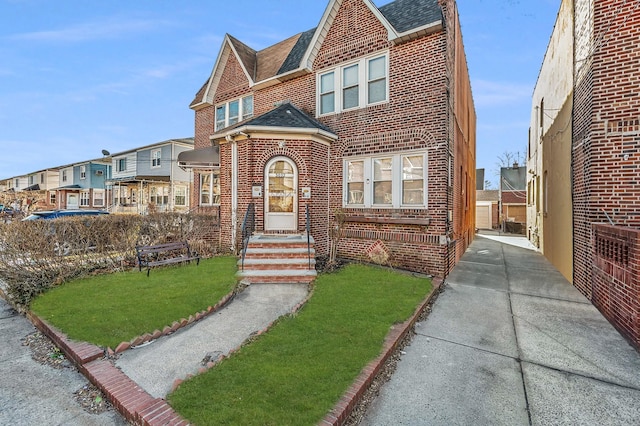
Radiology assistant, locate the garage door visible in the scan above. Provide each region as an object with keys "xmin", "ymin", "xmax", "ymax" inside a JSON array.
[{"xmin": 476, "ymin": 205, "xmax": 491, "ymax": 229}]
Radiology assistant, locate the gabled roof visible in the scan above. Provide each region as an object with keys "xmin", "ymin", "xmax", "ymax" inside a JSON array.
[
  {"xmin": 191, "ymin": 0, "xmax": 442, "ymax": 109},
  {"xmin": 378, "ymin": 0, "xmax": 443, "ymax": 34}
]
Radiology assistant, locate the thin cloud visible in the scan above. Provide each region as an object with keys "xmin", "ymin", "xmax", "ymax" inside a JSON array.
[
  {"xmin": 472, "ymin": 79, "xmax": 533, "ymax": 106},
  {"xmin": 7, "ymin": 18, "xmax": 173, "ymax": 43}
]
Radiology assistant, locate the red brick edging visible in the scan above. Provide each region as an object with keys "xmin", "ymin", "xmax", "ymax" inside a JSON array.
[{"xmin": 319, "ymin": 277, "xmax": 443, "ymax": 426}]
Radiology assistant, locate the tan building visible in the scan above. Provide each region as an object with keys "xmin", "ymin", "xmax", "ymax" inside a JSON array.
[{"xmin": 527, "ymin": 0, "xmax": 573, "ymax": 281}]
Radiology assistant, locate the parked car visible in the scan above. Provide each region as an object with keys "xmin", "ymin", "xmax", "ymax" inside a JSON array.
[
  {"xmin": 21, "ymin": 210, "xmax": 109, "ymax": 255},
  {"xmin": 22, "ymin": 209, "xmax": 109, "ymax": 221}
]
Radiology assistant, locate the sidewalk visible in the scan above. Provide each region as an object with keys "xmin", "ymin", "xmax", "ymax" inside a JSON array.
[
  {"xmin": 0, "ymin": 297, "xmax": 126, "ymax": 425},
  {"xmin": 362, "ymin": 236, "xmax": 640, "ymax": 425}
]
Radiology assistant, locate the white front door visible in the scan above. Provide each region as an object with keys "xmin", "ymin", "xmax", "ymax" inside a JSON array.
[
  {"xmin": 265, "ymin": 157, "xmax": 297, "ymax": 231},
  {"xmin": 67, "ymin": 193, "xmax": 79, "ymax": 209}
]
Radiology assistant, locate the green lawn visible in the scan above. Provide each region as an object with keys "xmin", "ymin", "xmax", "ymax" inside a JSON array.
[
  {"xmin": 30, "ymin": 256, "xmax": 238, "ymax": 349},
  {"xmin": 168, "ymin": 264, "xmax": 431, "ymax": 426}
]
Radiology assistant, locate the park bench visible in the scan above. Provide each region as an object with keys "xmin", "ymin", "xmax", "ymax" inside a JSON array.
[{"xmin": 135, "ymin": 241, "xmax": 200, "ymax": 276}]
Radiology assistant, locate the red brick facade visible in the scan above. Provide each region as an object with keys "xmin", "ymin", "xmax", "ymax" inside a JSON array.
[
  {"xmin": 190, "ymin": 0, "xmax": 476, "ymax": 277},
  {"xmin": 572, "ymin": 0, "xmax": 640, "ymax": 349}
]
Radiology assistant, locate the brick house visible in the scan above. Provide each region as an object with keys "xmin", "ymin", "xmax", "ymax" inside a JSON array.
[
  {"xmin": 528, "ymin": 0, "xmax": 640, "ymax": 350},
  {"xmin": 185, "ymin": 0, "xmax": 476, "ymax": 279}
]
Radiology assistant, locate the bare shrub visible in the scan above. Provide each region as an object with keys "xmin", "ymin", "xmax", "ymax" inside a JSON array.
[{"xmin": 0, "ymin": 212, "xmax": 220, "ymax": 311}]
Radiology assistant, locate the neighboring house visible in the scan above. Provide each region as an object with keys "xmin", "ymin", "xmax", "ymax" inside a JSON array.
[
  {"xmin": 528, "ymin": 0, "xmax": 640, "ymax": 349},
  {"xmin": 107, "ymin": 138, "xmax": 194, "ymax": 214},
  {"xmin": 476, "ymin": 190, "xmax": 499, "ymax": 230},
  {"xmin": 55, "ymin": 159, "xmax": 111, "ymax": 210},
  {"xmin": 24, "ymin": 169, "xmax": 60, "ymax": 210},
  {"xmin": 184, "ymin": 0, "xmax": 476, "ymax": 277},
  {"xmin": 500, "ymin": 164, "xmax": 526, "ymax": 234}
]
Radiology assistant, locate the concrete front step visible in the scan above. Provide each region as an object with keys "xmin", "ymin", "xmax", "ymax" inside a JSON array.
[
  {"xmin": 244, "ymin": 247, "xmax": 316, "ymax": 259},
  {"xmin": 240, "ymin": 258, "xmax": 316, "ymax": 271},
  {"xmin": 237, "ymin": 269, "xmax": 317, "ymax": 284}
]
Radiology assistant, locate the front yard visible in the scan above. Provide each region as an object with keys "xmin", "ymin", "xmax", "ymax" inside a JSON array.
[{"xmin": 31, "ymin": 257, "xmax": 431, "ymax": 425}]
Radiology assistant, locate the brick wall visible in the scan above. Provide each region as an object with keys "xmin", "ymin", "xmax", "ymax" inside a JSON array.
[
  {"xmin": 592, "ymin": 223, "xmax": 640, "ymax": 350},
  {"xmin": 573, "ymin": 0, "xmax": 640, "ymax": 298},
  {"xmin": 572, "ymin": 0, "xmax": 640, "ymax": 349},
  {"xmin": 191, "ymin": 0, "xmax": 476, "ymax": 277}
]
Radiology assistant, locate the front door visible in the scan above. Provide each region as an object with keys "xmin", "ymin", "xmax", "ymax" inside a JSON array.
[
  {"xmin": 66, "ymin": 193, "xmax": 79, "ymax": 209},
  {"xmin": 265, "ymin": 157, "xmax": 297, "ymax": 231}
]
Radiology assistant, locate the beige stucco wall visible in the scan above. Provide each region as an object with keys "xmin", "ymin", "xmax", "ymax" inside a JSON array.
[
  {"xmin": 542, "ymin": 96, "xmax": 573, "ymax": 282},
  {"xmin": 527, "ymin": 0, "xmax": 574, "ymax": 251}
]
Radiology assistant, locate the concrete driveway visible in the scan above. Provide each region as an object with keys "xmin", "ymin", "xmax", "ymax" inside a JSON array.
[
  {"xmin": 0, "ymin": 297, "xmax": 125, "ymax": 425},
  {"xmin": 363, "ymin": 236, "xmax": 640, "ymax": 425}
]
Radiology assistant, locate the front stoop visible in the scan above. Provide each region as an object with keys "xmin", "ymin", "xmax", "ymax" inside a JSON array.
[{"xmin": 237, "ymin": 234, "xmax": 317, "ymax": 284}]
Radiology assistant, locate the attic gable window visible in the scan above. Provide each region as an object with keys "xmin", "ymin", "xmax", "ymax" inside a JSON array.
[
  {"xmin": 317, "ymin": 52, "xmax": 388, "ymax": 116},
  {"xmin": 215, "ymin": 94, "xmax": 254, "ymax": 131}
]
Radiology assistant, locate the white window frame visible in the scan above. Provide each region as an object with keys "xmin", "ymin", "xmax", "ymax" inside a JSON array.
[
  {"xmin": 62, "ymin": 170, "xmax": 68, "ymax": 183},
  {"xmin": 93, "ymin": 189, "xmax": 104, "ymax": 207},
  {"xmin": 49, "ymin": 191, "xmax": 56, "ymax": 205},
  {"xmin": 317, "ymin": 52, "xmax": 389, "ymax": 116},
  {"xmin": 80, "ymin": 165, "xmax": 86, "ymax": 180},
  {"xmin": 214, "ymin": 94, "xmax": 254, "ymax": 131},
  {"xmin": 200, "ymin": 172, "xmax": 220, "ymax": 205},
  {"xmin": 80, "ymin": 190, "xmax": 90, "ymax": 207},
  {"xmin": 343, "ymin": 150, "xmax": 427, "ymax": 209},
  {"xmin": 174, "ymin": 186, "xmax": 187, "ymax": 207},
  {"xmin": 151, "ymin": 149, "xmax": 161, "ymax": 168}
]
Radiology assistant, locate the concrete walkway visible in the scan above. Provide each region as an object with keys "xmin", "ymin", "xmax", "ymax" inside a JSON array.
[
  {"xmin": 363, "ymin": 236, "xmax": 640, "ymax": 425},
  {"xmin": 0, "ymin": 297, "xmax": 125, "ymax": 425},
  {"xmin": 116, "ymin": 283, "xmax": 309, "ymax": 398}
]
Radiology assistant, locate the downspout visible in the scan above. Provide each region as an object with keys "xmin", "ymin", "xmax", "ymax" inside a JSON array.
[{"xmin": 231, "ymin": 140, "xmax": 238, "ymax": 252}]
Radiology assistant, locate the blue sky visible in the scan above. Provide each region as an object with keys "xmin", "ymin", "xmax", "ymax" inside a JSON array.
[{"xmin": 0, "ymin": 0, "xmax": 560, "ymax": 185}]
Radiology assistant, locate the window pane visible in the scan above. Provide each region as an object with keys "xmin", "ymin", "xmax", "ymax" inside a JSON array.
[
  {"xmin": 200, "ymin": 173, "xmax": 211, "ymax": 205},
  {"xmin": 403, "ymin": 180, "xmax": 423, "ymax": 204},
  {"xmin": 368, "ymin": 79, "xmax": 386, "ymax": 104},
  {"xmin": 242, "ymin": 95, "xmax": 253, "ymax": 120},
  {"xmin": 229, "ymin": 100, "xmax": 239, "ymax": 125},
  {"xmin": 215, "ymin": 105, "xmax": 226, "ymax": 130},
  {"xmin": 403, "ymin": 155, "xmax": 423, "ymax": 179},
  {"xmin": 348, "ymin": 161, "xmax": 364, "ymax": 182},
  {"xmin": 348, "ymin": 182, "xmax": 364, "ymax": 204},
  {"xmin": 343, "ymin": 64, "xmax": 358, "ymax": 87},
  {"xmin": 321, "ymin": 92, "xmax": 335, "ymax": 114},
  {"xmin": 320, "ymin": 72, "xmax": 334, "ymax": 93},
  {"xmin": 368, "ymin": 56, "xmax": 386, "ymax": 80},
  {"xmin": 374, "ymin": 181, "xmax": 392, "ymax": 204},
  {"xmin": 374, "ymin": 158, "xmax": 392, "ymax": 181},
  {"xmin": 343, "ymin": 86, "xmax": 358, "ymax": 109}
]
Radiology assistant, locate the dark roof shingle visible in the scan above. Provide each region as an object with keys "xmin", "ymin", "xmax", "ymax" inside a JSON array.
[{"xmin": 378, "ymin": 0, "xmax": 442, "ymax": 33}]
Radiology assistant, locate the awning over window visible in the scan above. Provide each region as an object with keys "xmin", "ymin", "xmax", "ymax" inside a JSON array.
[
  {"xmin": 24, "ymin": 184, "xmax": 40, "ymax": 191},
  {"xmin": 54, "ymin": 184, "xmax": 82, "ymax": 190},
  {"xmin": 177, "ymin": 146, "xmax": 220, "ymax": 171}
]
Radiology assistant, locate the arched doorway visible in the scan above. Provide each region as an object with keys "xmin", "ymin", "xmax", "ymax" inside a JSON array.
[{"xmin": 264, "ymin": 156, "xmax": 297, "ymax": 231}]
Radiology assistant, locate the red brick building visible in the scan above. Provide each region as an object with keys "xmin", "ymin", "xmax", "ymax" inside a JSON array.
[
  {"xmin": 184, "ymin": 0, "xmax": 476, "ymax": 278},
  {"xmin": 572, "ymin": 0, "xmax": 640, "ymax": 349}
]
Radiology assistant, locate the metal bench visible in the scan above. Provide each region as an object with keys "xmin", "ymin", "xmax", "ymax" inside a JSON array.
[{"xmin": 135, "ymin": 241, "xmax": 200, "ymax": 276}]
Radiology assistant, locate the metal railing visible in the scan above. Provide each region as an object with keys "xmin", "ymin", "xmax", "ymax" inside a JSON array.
[{"xmin": 240, "ymin": 203, "xmax": 255, "ymax": 271}]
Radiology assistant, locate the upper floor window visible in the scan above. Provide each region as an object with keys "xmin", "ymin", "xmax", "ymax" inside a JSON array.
[
  {"xmin": 80, "ymin": 165, "xmax": 86, "ymax": 179},
  {"xmin": 116, "ymin": 158, "xmax": 127, "ymax": 172},
  {"xmin": 344, "ymin": 151, "xmax": 427, "ymax": 208},
  {"xmin": 62, "ymin": 170, "xmax": 68, "ymax": 182},
  {"xmin": 151, "ymin": 149, "xmax": 161, "ymax": 168},
  {"xmin": 29, "ymin": 175, "xmax": 35, "ymax": 185},
  {"xmin": 318, "ymin": 52, "xmax": 388, "ymax": 116},
  {"xmin": 40, "ymin": 173, "xmax": 45, "ymax": 184},
  {"xmin": 215, "ymin": 94, "xmax": 254, "ymax": 131}
]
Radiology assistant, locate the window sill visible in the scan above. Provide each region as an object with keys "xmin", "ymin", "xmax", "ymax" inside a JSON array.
[{"xmin": 344, "ymin": 215, "xmax": 430, "ymax": 226}]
